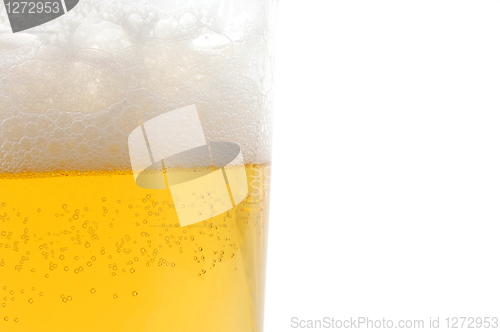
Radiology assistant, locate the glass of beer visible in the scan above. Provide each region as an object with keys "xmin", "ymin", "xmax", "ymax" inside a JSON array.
[{"xmin": 0, "ymin": 0, "xmax": 277, "ymax": 331}]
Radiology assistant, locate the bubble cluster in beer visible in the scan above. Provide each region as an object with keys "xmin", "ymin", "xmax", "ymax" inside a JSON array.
[
  {"xmin": 0, "ymin": 174, "xmax": 269, "ymax": 326},
  {"xmin": 0, "ymin": 0, "xmax": 276, "ymax": 173}
]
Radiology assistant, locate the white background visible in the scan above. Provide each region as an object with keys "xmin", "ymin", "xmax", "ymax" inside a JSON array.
[{"xmin": 267, "ymin": 0, "xmax": 500, "ymax": 331}]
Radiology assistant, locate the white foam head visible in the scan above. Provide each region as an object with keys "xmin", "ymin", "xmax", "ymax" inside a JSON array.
[{"xmin": 0, "ymin": 0, "xmax": 276, "ymax": 173}]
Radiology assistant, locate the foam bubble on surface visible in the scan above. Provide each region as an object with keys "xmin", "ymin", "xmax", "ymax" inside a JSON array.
[
  {"xmin": 0, "ymin": 33, "xmax": 37, "ymax": 49},
  {"xmin": 154, "ymin": 17, "xmax": 178, "ymax": 40},
  {"xmin": 73, "ymin": 19, "xmax": 134, "ymax": 53},
  {"xmin": 0, "ymin": 0, "xmax": 276, "ymax": 173}
]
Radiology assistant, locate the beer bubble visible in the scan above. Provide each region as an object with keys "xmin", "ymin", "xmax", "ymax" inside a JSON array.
[
  {"xmin": 28, "ymin": 298, "xmax": 33, "ymax": 303},
  {"xmin": 132, "ymin": 291, "xmax": 138, "ymax": 296},
  {"xmin": 14, "ymin": 318, "xmax": 19, "ymax": 323},
  {"xmin": 90, "ymin": 288, "xmax": 96, "ymax": 294},
  {"xmin": 113, "ymin": 294, "xmax": 118, "ymax": 299}
]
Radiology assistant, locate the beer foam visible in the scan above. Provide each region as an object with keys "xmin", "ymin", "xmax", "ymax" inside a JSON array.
[{"xmin": 0, "ymin": 0, "xmax": 276, "ymax": 173}]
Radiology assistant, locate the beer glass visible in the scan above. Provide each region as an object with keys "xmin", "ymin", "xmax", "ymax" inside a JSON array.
[{"xmin": 0, "ymin": 0, "xmax": 276, "ymax": 331}]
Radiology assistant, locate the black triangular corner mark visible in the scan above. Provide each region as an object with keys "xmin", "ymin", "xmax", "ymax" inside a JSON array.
[
  {"xmin": 4, "ymin": 0, "xmax": 80, "ymax": 33},
  {"xmin": 64, "ymin": 0, "xmax": 79, "ymax": 12}
]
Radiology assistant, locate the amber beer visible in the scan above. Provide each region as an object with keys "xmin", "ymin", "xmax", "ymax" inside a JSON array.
[
  {"xmin": 0, "ymin": 164, "xmax": 271, "ymax": 331},
  {"xmin": 0, "ymin": 0, "xmax": 276, "ymax": 330}
]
